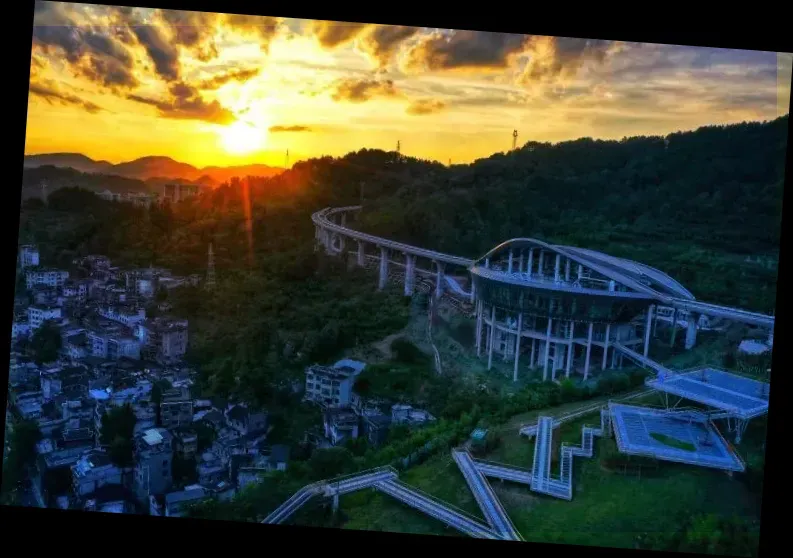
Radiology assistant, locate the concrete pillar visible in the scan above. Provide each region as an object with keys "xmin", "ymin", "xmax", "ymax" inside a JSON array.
[
  {"xmin": 485, "ymin": 258, "xmax": 490, "ymax": 269},
  {"xmin": 488, "ymin": 305, "xmax": 496, "ymax": 370},
  {"xmin": 602, "ymin": 324, "xmax": 611, "ymax": 370},
  {"xmin": 527, "ymin": 249, "xmax": 534, "ymax": 277},
  {"xmin": 341, "ymin": 213, "xmax": 347, "ymax": 227},
  {"xmin": 518, "ymin": 251, "xmax": 524, "ymax": 274},
  {"xmin": 434, "ymin": 261, "xmax": 445, "ymax": 298},
  {"xmin": 578, "ymin": 264, "xmax": 583, "ymax": 282},
  {"xmin": 644, "ymin": 305, "xmax": 654, "ymax": 357},
  {"xmin": 404, "ymin": 254, "xmax": 416, "ymax": 296},
  {"xmin": 611, "ymin": 349, "xmax": 617, "ymax": 369},
  {"xmin": 476, "ymin": 301, "xmax": 483, "ymax": 357},
  {"xmin": 584, "ymin": 322, "xmax": 593, "ymax": 381},
  {"xmin": 508, "ymin": 250, "xmax": 514, "ymax": 273},
  {"xmin": 332, "ymin": 493, "xmax": 339, "ymax": 513},
  {"xmin": 543, "ymin": 317, "xmax": 552, "ymax": 380},
  {"xmin": 530, "ymin": 338, "xmax": 536, "ymax": 368},
  {"xmin": 357, "ymin": 241, "xmax": 365, "ymax": 267},
  {"xmin": 685, "ymin": 312, "xmax": 699, "ymax": 350},
  {"xmin": 378, "ymin": 247, "xmax": 389, "ymax": 290},
  {"xmin": 554, "ymin": 254, "xmax": 561, "ymax": 282},
  {"xmin": 566, "ymin": 321, "xmax": 574, "ymax": 378},
  {"xmin": 513, "ymin": 313, "xmax": 523, "ymax": 382},
  {"xmin": 538, "ymin": 251, "xmax": 545, "ymax": 276},
  {"xmin": 469, "ymin": 278, "xmax": 476, "ymax": 303},
  {"xmin": 670, "ymin": 308, "xmax": 678, "ymax": 347},
  {"xmin": 565, "ymin": 259, "xmax": 571, "ymax": 282}
]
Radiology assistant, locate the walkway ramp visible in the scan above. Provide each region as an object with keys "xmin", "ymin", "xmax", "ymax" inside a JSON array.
[
  {"xmin": 374, "ymin": 478, "xmax": 501, "ymax": 539},
  {"xmin": 530, "ymin": 417, "xmax": 555, "ymax": 493},
  {"xmin": 326, "ymin": 468, "xmax": 399, "ymax": 496},
  {"xmin": 473, "ymin": 459, "xmax": 533, "ymax": 486},
  {"xmin": 613, "ymin": 342, "xmax": 675, "ymax": 377},
  {"xmin": 262, "ymin": 483, "xmax": 326, "ymax": 524},
  {"xmin": 452, "ymin": 450, "xmax": 523, "ymax": 541}
]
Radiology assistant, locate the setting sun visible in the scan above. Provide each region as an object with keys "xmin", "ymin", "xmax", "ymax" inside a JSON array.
[{"xmin": 219, "ymin": 120, "xmax": 267, "ymax": 155}]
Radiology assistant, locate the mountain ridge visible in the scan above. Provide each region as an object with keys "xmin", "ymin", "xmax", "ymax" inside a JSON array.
[{"xmin": 23, "ymin": 152, "xmax": 285, "ymax": 185}]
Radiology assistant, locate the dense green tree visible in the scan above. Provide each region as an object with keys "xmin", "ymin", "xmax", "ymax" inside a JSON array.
[
  {"xmin": 1, "ymin": 419, "xmax": 42, "ymax": 504},
  {"xmin": 30, "ymin": 320, "xmax": 62, "ymax": 365},
  {"xmin": 99, "ymin": 404, "xmax": 137, "ymax": 467}
]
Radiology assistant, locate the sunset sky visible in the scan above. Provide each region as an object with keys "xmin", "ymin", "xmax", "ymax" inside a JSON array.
[{"xmin": 26, "ymin": 1, "xmax": 793, "ymax": 169}]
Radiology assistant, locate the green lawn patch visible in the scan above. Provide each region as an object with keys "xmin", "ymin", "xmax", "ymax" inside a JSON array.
[{"xmin": 650, "ymin": 432, "xmax": 696, "ymax": 452}]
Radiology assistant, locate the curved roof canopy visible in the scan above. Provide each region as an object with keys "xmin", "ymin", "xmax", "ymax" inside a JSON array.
[{"xmin": 474, "ymin": 239, "xmax": 695, "ymax": 301}]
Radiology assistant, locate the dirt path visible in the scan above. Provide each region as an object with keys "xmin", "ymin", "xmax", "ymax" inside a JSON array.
[{"xmin": 372, "ymin": 332, "xmax": 405, "ymax": 359}]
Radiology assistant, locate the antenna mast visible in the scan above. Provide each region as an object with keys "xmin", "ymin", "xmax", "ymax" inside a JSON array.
[
  {"xmin": 396, "ymin": 140, "xmax": 401, "ymax": 154},
  {"xmin": 285, "ymin": 149, "xmax": 289, "ymax": 168},
  {"xmin": 512, "ymin": 129, "xmax": 519, "ymax": 151},
  {"xmin": 205, "ymin": 243, "xmax": 216, "ymax": 291}
]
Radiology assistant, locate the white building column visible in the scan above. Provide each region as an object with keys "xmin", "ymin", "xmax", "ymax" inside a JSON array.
[
  {"xmin": 508, "ymin": 250, "xmax": 514, "ymax": 273},
  {"xmin": 543, "ymin": 317, "xmax": 552, "ymax": 380},
  {"xmin": 340, "ymin": 213, "xmax": 347, "ymax": 227},
  {"xmin": 518, "ymin": 251, "xmax": 524, "ymax": 274},
  {"xmin": 565, "ymin": 259, "xmax": 571, "ymax": 282},
  {"xmin": 566, "ymin": 321, "xmax": 574, "ymax": 378},
  {"xmin": 476, "ymin": 301, "xmax": 483, "ymax": 356},
  {"xmin": 434, "ymin": 261, "xmax": 445, "ymax": 298},
  {"xmin": 378, "ymin": 247, "xmax": 389, "ymax": 290},
  {"xmin": 685, "ymin": 312, "xmax": 699, "ymax": 350},
  {"xmin": 487, "ymin": 305, "xmax": 496, "ymax": 370},
  {"xmin": 485, "ymin": 258, "xmax": 490, "ymax": 269},
  {"xmin": 356, "ymin": 241, "xmax": 366, "ymax": 267},
  {"xmin": 584, "ymin": 322, "xmax": 593, "ymax": 381},
  {"xmin": 527, "ymin": 249, "xmax": 534, "ymax": 277},
  {"xmin": 513, "ymin": 313, "xmax": 523, "ymax": 382},
  {"xmin": 602, "ymin": 323, "xmax": 611, "ymax": 370},
  {"xmin": 577, "ymin": 264, "xmax": 583, "ymax": 282},
  {"xmin": 469, "ymin": 278, "xmax": 476, "ymax": 304},
  {"xmin": 554, "ymin": 254, "xmax": 561, "ymax": 282},
  {"xmin": 644, "ymin": 305, "xmax": 655, "ymax": 357},
  {"xmin": 670, "ymin": 308, "xmax": 678, "ymax": 347},
  {"xmin": 404, "ymin": 253, "xmax": 416, "ymax": 296},
  {"xmin": 530, "ymin": 338, "xmax": 536, "ymax": 368},
  {"xmin": 538, "ymin": 251, "xmax": 545, "ymax": 277}
]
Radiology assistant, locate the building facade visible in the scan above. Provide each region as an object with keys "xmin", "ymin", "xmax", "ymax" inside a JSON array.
[
  {"xmin": 26, "ymin": 268, "xmax": 69, "ymax": 290},
  {"xmin": 304, "ymin": 359, "xmax": 366, "ymax": 408},
  {"xmin": 28, "ymin": 305, "xmax": 62, "ymax": 329},
  {"xmin": 19, "ymin": 245, "xmax": 40, "ymax": 268}
]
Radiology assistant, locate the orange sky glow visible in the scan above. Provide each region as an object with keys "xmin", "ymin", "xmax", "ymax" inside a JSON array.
[{"xmin": 26, "ymin": 2, "xmax": 792, "ymax": 169}]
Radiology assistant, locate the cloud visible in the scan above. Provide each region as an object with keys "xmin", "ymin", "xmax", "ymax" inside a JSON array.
[
  {"xmin": 330, "ymin": 77, "xmax": 402, "ymax": 102},
  {"xmin": 198, "ymin": 67, "xmax": 260, "ymax": 90},
  {"xmin": 357, "ymin": 25, "xmax": 421, "ymax": 68},
  {"xmin": 224, "ymin": 14, "xmax": 283, "ymax": 51},
  {"xmin": 127, "ymin": 82, "xmax": 235, "ymax": 124},
  {"xmin": 131, "ymin": 24, "xmax": 181, "ymax": 82},
  {"xmin": 158, "ymin": 9, "xmax": 222, "ymax": 62},
  {"xmin": 406, "ymin": 98, "xmax": 446, "ymax": 115},
  {"xmin": 403, "ymin": 30, "xmax": 529, "ymax": 72},
  {"xmin": 29, "ymin": 79, "xmax": 103, "ymax": 113},
  {"xmin": 269, "ymin": 125, "xmax": 312, "ymax": 132},
  {"xmin": 518, "ymin": 36, "xmax": 616, "ymax": 86},
  {"xmin": 307, "ymin": 20, "xmax": 369, "ymax": 48},
  {"xmin": 32, "ymin": 4, "xmax": 139, "ymax": 89}
]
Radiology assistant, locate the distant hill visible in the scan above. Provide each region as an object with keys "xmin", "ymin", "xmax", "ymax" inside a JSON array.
[
  {"xmin": 21, "ymin": 165, "xmax": 152, "ymax": 199},
  {"xmin": 23, "ymin": 152, "xmax": 284, "ymax": 185}
]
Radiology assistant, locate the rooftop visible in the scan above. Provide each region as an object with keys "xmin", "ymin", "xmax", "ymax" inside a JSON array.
[{"xmin": 609, "ymin": 403, "xmax": 745, "ymax": 472}]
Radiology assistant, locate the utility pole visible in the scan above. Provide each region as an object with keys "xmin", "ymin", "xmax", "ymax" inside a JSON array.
[
  {"xmin": 285, "ymin": 149, "xmax": 289, "ymax": 168},
  {"xmin": 512, "ymin": 130, "xmax": 519, "ymax": 151},
  {"xmin": 396, "ymin": 140, "xmax": 401, "ymax": 154},
  {"xmin": 205, "ymin": 243, "xmax": 216, "ymax": 291}
]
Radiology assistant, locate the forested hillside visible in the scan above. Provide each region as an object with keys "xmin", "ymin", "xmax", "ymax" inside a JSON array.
[{"xmin": 355, "ymin": 116, "xmax": 787, "ymax": 313}]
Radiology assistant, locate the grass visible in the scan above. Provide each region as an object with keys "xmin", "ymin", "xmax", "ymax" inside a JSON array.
[{"xmin": 650, "ymin": 432, "xmax": 697, "ymax": 452}]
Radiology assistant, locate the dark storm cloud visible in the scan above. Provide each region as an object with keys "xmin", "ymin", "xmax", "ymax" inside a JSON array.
[
  {"xmin": 127, "ymin": 82, "xmax": 235, "ymax": 124},
  {"xmin": 518, "ymin": 37, "xmax": 614, "ymax": 84},
  {"xmin": 359, "ymin": 25, "xmax": 421, "ymax": 67},
  {"xmin": 224, "ymin": 14, "xmax": 283, "ymax": 51},
  {"xmin": 330, "ymin": 78, "xmax": 402, "ymax": 102},
  {"xmin": 29, "ymin": 79, "xmax": 103, "ymax": 113},
  {"xmin": 308, "ymin": 20, "xmax": 369, "ymax": 48},
  {"xmin": 159, "ymin": 9, "xmax": 222, "ymax": 61},
  {"xmin": 132, "ymin": 24, "xmax": 180, "ymax": 82},
  {"xmin": 199, "ymin": 67, "xmax": 260, "ymax": 90},
  {"xmin": 269, "ymin": 125, "xmax": 313, "ymax": 132},
  {"xmin": 406, "ymin": 98, "xmax": 446, "ymax": 115},
  {"xmin": 404, "ymin": 30, "xmax": 529, "ymax": 72}
]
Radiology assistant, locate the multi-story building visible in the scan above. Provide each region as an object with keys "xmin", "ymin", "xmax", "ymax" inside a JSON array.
[
  {"xmin": 26, "ymin": 268, "xmax": 69, "ymax": 290},
  {"xmin": 173, "ymin": 430, "xmax": 198, "ymax": 460},
  {"xmin": 135, "ymin": 318, "xmax": 189, "ymax": 364},
  {"xmin": 11, "ymin": 321, "xmax": 31, "ymax": 339},
  {"xmin": 160, "ymin": 387, "xmax": 193, "ymax": 429},
  {"xmin": 19, "ymin": 245, "xmax": 40, "ymax": 268},
  {"xmin": 225, "ymin": 404, "xmax": 268, "ymax": 436},
  {"xmin": 134, "ymin": 428, "xmax": 174, "ymax": 503},
  {"xmin": 28, "ymin": 304, "xmax": 62, "ymax": 329},
  {"xmin": 304, "ymin": 359, "xmax": 366, "ymax": 408},
  {"xmin": 98, "ymin": 305, "xmax": 146, "ymax": 327},
  {"xmin": 162, "ymin": 183, "xmax": 199, "ymax": 204},
  {"xmin": 62, "ymin": 280, "xmax": 90, "ymax": 302},
  {"xmin": 323, "ymin": 408, "xmax": 360, "ymax": 446},
  {"xmin": 72, "ymin": 450, "xmax": 123, "ymax": 498},
  {"xmin": 87, "ymin": 329, "xmax": 141, "ymax": 360}
]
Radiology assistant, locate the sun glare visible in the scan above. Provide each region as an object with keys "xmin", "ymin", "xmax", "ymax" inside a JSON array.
[{"xmin": 219, "ymin": 120, "xmax": 266, "ymax": 155}]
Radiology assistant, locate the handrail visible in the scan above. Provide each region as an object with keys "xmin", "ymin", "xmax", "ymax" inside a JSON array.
[{"xmin": 379, "ymin": 478, "xmax": 488, "ymax": 526}]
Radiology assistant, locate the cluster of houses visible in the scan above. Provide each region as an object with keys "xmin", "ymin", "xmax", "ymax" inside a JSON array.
[
  {"xmin": 9, "ymin": 245, "xmax": 286, "ymax": 517},
  {"xmin": 96, "ymin": 183, "xmax": 200, "ymax": 208},
  {"xmin": 304, "ymin": 359, "xmax": 435, "ymax": 449}
]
